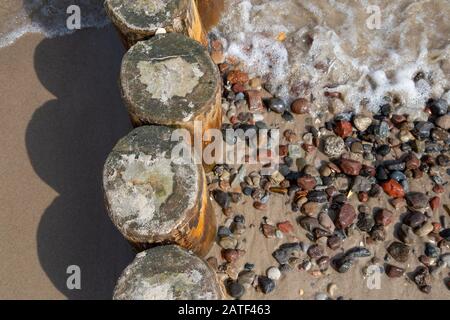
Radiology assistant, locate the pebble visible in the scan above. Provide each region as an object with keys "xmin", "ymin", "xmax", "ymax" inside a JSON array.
[
  {"xmin": 323, "ymin": 136, "xmax": 346, "ymax": 158},
  {"xmin": 415, "ymin": 121, "xmax": 435, "ymax": 139},
  {"xmin": 302, "ymin": 201, "xmax": 320, "ymax": 216},
  {"xmin": 282, "ymin": 111, "xmax": 294, "ymax": 122},
  {"xmin": 291, "ymin": 98, "xmax": 310, "ymax": 114},
  {"xmin": 387, "ymin": 241, "xmax": 410, "ymax": 262},
  {"xmin": 439, "ymin": 228, "xmax": 450, "ymax": 241},
  {"xmin": 345, "ymin": 246, "xmax": 371, "ymax": 259},
  {"xmin": 227, "ymin": 70, "xmax": 249, "ymax": 85},
  {"xmin": 352, "ymin": 176, "xmax": 372, "ymax": 192},
  {"xmin": 381, "ymin": 179, "xmax": 405, "ymax": 198},
  {"xmin": 219, "ymin": 236, "xmax": 238, "ymax": 249},
  {"xmin": 335, "ymin": 256, "xmax": 354, "ymax": 273},
  {"xmin": 238, "ymin": 270, "xmax": 256, "ymax": 288},
  {"xmin": 429, "ymin": 98, "xmax": 448, "ymax": 116},
  {"xmin": 376, "ymin": 144, "xmax": 391, "ymax": 156},
  {"xmin": 404, "ymin": 211, "xmax": 427, "ymax": 228},
  {"xmin": 375, "ymin": 209, "xmax": 394, "ymax": 226},
  {"xmin": 406, "ymin": 192, "xmax": 429, "ymax": 210},
  {"xmin": 327, "ymin": 235, "xmax": 342, "ymax": 250},
  {"xmin": 258, "ymin": 276, "xmax": 275, "ymax": 294},
  {"xmin": 334, "ymin": 120, "xmax": 353, "ymax": 138},
  {"xmin": 318, "ymin": 212, "xmax": 335, "ymax": 231},
  {"xmin": 424, "ymin": 243, "xmax": 440, "ymax": 259},
  {"xmin": 436, "ymin": 114, "xmax": 450, "ymax": 130},
  {"xmin": 385, "ymin": 264, "xmax": 405, "ymax": 278},
  {"xmin": 370, "ymin": 225, "xmax": 386, "ymax": 241},
  {"xmin": 315, "ymin": 293, "xmax": 329, "ymax": 300},
  {"xmin": 353, "ymin": 115, "xmax": 372, "ymax": 131},
  {"xmin": 299, "ymin": 217, "xmax": 321, "ymax": 233},
  {"xmin": 357, "ymin": 214, "xmax": 375, "ymax": 232},
  {"xmin": 415, "ymin": 221, "xmax": 434, "ymax": 237},
  {"xmin": 339, "ymin": 158, "xmax": 362, "ymax": 176},
  {"xmin": 336, "ymin": 203, "xmax": 357, "ymax": 229},
  {"xmin": 213, "ymin": 190, "xmax": 231, "ymax": 208},
  {"xmin": 267, "ymin": 98, "xmax": 286, "ymax": 113},
  {"xmin": 307, "ymin": 190, "xmax": 328, "ymax": 203},
  {"xmin": 262, "ymin": 223, "xmax": 277, "ymax": 238},
  {"xmin": 266, "ymin": 267, "xmax": 281, "ymax": 280},
  {"xmin": 227, "ymin": 281, "xmax": 245, "ymax": 299},
  {"xmin": 374, "ymin": 121, "xmax": 390, "ymax": 138},
  {"xmin": 277, "ymin": 221, "xmax": 294, "ymax": 233},
  {"xmin": 272, "ymin": 243, "xmax": 301, "ymax": 264},
  {"xmin": 297, "ymin": 174, "xmax": 317, "ymax": 190},
  {"xmin": 413, "ymin": 266, "xmax": 431, "ymax": 293},
  {"xmin": 307, "ymin": 244, "xmax": 324, "ymax": 259},
  {"xmin": 390, "ymin": 171, "xmax": 406, "ymax": 182},
  {"xmin": 398, "ymin": 224, "xmax": 416, "ymax": 244},
  {"xmin": 327, "ymin": 283, "xmax": 338, "ymax": 297}
]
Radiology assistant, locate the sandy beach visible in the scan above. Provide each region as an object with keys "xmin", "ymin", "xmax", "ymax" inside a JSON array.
[
  {"xmin": 0, "ymin": 26, "xmax": 135, "ymax": 299},
  {"xmin": 0, "ymin": 1, "xmax": 449, "ymax": 300}
]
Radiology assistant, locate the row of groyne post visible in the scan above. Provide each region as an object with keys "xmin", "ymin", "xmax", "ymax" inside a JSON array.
[{"xmin": 102, "ymin": 0, "xmax": 224, "ymax": 300}]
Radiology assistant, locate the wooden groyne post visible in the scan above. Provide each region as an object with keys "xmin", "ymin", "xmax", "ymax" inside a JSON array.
[
  {"xmin": 104, "ymin": 0, "xmax": 207, "ymax": 48},
  {"xmin": 114, "ymin": 245, "xmax": 223, "ymax": 300},
  {"xmin": 103, "ymin": 126, "xmax": 217, "ymax": 257}
]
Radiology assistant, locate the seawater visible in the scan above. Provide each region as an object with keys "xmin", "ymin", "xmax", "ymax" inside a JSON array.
[
  {"xmin": 0, "ymin": 0, "xmax": 108, "ymax": 48},
  {"xmin": 213, "ymin": 0, "xmax": 450, "ymax": 118}
]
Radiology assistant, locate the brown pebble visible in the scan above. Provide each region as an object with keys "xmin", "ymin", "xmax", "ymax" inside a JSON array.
[
  {"xmin": 254, "ymin": 202, "xmax": 267, "ymax": 210},
  {"xmin": 291, "ymin": 98, "xmax": 310, "ymax": 114},
  {"xmin": 385, "ymin": 264, "xmax": 405, "ymax": 278}
]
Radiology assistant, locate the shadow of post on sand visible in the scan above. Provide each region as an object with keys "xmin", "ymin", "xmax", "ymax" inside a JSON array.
[{"xmin": 25, "ymin": 22, "xmax": 135, "ymax": 299}]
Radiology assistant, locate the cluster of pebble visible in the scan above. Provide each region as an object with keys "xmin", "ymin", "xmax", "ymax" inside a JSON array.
[{"xmin": 206, "ymin": 41, "xmax": 450, "ymax": 299}]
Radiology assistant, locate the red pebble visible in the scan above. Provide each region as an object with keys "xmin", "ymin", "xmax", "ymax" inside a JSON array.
[
  {"xmin": 358, "ymin": 192, "xmax": 369, "ymax": 202},
  {"xmin": 339, "ymin": 158, "xmax": 362, "ymax": 176},
  {"xmin": 232, "ymin": 83, "xmax": 245, "ymax": 93},
  {"xmin": 381, "ymin": 179, "xmax": 405, "ymax": 198},
  {"xmin": 430, "ymin": 196, "xmax": 440, "ymax": 211},
  {"xmin": 375, "ymin": 209, "xmax": 394, "ymax": 226},
  {"xmin": 334, "ymin": 120, "xmax": 353, "ymax": 138},
  {"xmin": 433, "ymin": 184, "xmax": 444, "ymax": 193},
  {"xmin": 277, "ymin": 221, "xmax": 294, "ymax": 233}
]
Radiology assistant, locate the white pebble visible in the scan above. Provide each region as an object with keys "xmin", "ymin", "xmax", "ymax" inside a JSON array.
[
  {"xmin": 315, "ymin": 293, "xmax": 328, "ymax": 300},
  {"xmin": 267, "ymin": 266, "xmax": 281, "ymax": 280},
  {"xmin": 155, "ymin": 28, "xmax": 167, "ymax": 34}
]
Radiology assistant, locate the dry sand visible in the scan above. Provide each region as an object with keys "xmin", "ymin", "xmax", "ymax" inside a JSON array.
[
  {"xmin": 207, "ymin": 113, "xmax": 450, "ymax": 300},
  {"xmin": 0, "ymin": 25, "xmax": 135, "ymax": 299}
]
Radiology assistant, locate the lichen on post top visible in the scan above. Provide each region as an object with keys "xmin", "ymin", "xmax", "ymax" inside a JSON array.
[
  {"xmin": 113, "ymin": 245, "xmax": 222, "ymax": 300},
  {"xmin": 120, "ymin": 32, "xmax": 221, "ymax": 125},
  {"xmin": 102, "ymin": 125, "xmax": 201, "ymax": 244}
]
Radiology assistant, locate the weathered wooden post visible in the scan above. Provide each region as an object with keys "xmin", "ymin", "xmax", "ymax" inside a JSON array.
[
  {"xmin": 103, "ymin": 125, "xmax": 216, "ymax": 257},
  {"xmin": 104, "ymin": 0, "xmax": 207, "ymax": 48},
  {"xmin": 114, "ymin": 245, "xmax": 222, "ymax": 300},
  {"xmin": 120, "ymin": 32, "xmax": 222, "ymax": 144}
]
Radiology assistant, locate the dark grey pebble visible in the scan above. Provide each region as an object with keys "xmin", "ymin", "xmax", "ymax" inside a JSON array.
[
  {"xmin": 345, "ymin": 246, "xmax": 371, "ymax": 259},
  {"xmin": 213, "ymin": 189, "xmax": 231, "ymax": 208},
  {"xmin": 227, "ymin": 281, "xmax": 245, "ymax": 299},
  {"xmin": 267, "ymin": 98, "xmax": 286, "ymax": 113},
  {"xmin": 281, "ymin": 111, "xmax": 294, "ymax": 122},
  {"xmin": 258, "ymin": 276, "xmax": 275, "ymax": 294},
  {"xmin": 335, "ymin": 257, "xmax": 354, "ymax": 273},
  {"xmin": 428, "ymin": 98, "xmax": 448, "ymax": 116}
]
